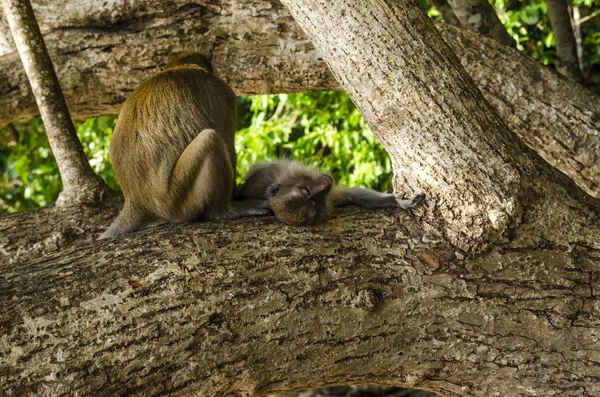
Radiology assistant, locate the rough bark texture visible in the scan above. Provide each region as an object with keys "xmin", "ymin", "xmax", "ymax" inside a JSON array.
[
  {"xmin": 1, "ymin": 0, "xmax": 110, "ymax": 205},
  {"xmin": 280, "ymin": 0, "xmax": 596, "ymax": 253},
  {"xmin": 0, "ymin": 1, "xmax": 598, "ymax": 199},
  {"xmin": 0, "ymin": 0, "xmax": 335, "ymax": 123},
  {"xmin": 547, "ymin": 0, "xmax": 585, "ymax": 82},
  {"xmin": 428, "ymin": 0, "xmax": 461, "ymax": 26},
  {"xmin": 1, "ymin": 202, "xmax": 600, "ymax": 397},
  {"xmin": 1, "ymin": 1, "xmax": 600, "ymax": 395},
  {"xmin": 446, "ymin": 0, "xmax": 515, "ymax": 46},
  {"xmin": 438, "ymin": 23, "xmax": 600, "ymax": 200}
]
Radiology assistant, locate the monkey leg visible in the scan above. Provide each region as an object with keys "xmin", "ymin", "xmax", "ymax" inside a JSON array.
[
  {"xmin": 330, "ymin": 187, "xmax": 425, "ymax": 209},
  {"xmin": 165, "ymin": 128, "xmax": 236, "ymax": 221},
  {"xmin": 99, "ymin": 201, "xmax": 148, "ymax": 239},
  {"xmin": 396, "ymin": 193, "xmax": 426, "ymax": 209}
]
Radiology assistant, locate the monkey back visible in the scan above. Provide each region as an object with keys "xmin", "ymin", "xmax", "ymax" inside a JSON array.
[{"xmin": 109, "ymin": 59, "xmax": 237, "ymax": 218}]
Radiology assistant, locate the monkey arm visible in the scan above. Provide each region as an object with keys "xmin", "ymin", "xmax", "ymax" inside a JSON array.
[
  {"xmin": 228, "ymin": 199, "xmax": 273, "ymax": 218},
  {"xmin": 329, "ymin": 187, "xmax": 425, "ymax": 209}
]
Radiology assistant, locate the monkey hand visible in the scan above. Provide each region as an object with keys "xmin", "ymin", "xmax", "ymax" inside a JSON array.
[{"xmin": 395, "ymin": 193, "xmax": 425, "ymax": 209}]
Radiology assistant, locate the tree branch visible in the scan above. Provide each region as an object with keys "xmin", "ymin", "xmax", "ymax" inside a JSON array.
[
  {"xmin": 279, "ymin": 0, "xmax": 596, "ymax": 253},
  {"xmin": 547, "ymin": 0, "xmax": 584, "ymax": 82},
  {"xmin": 1, "ymin": 208, "xmax": 599, "ymax": 396},
  {"xmin": 0, "ymin": 0, "xmax": 110, "ymax": 205}
]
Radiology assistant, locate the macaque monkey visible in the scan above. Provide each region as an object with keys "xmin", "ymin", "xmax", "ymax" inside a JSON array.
[
  {"xmin": 236, "ymin": 160, "xmax": 425, "ymax": 226},
  {"xmin": 100, "ymin": 51, "xmax": 269, "ymax": 239}
]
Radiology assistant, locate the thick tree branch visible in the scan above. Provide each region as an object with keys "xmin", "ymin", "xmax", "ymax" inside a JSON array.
[
  {"xmin": 438, "ymin": 23, "xmax": 600, "ymax": 199},
  {"xmin": 1, "ymin": 0, "xmax": 110, "ymax": 205},
  {"xmin": 280, "ymin": 0, "xmax": 596, "ymax": 254},
  {"xmin": 0, "ymin": 1, "xmax": 598, "ymax": 198},
  {"xmin": 1, "ymin": 207, "xmax": 599, "ymax": 396}
]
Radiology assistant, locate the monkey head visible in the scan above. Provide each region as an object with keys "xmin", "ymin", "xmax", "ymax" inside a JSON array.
[
  {"xmin": 267, "ymin": 170, "xmax": 334, "ymax": 226},
  {"xmin": 164, "ymin": 50, "xmax": 214, "ymax": 73}
]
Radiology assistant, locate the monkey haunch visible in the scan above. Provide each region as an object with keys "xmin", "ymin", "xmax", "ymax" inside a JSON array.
[
  {"xmin": 237, "ymin": 160, "xmax": 425, "ymax": 226},
  {"xmin": 100, "ymin": 52, "xmax": 269, "ymax": 239}
]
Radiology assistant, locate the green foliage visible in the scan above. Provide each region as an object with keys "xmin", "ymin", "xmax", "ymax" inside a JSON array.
[
  {"xmin": 492, "ymin": 0, "xmax": 555, "ymax": 63},
  {"xmin": 76, "ymin": 116, "xmax": 119, "ymax": 191},
  {"xmin": 0, "ymin": 93, "xmax": 391, "ymax": 213},
  {"xmin": 575, "ymin": 3, "xmax": 600, "ymax": 85},
  {"xmin": 0, "ymin": 116, "xmax": 117, "ymax": 213},
  {"xmin": 235, "ymin": 93, "xmax": 391, "ymax": 192},
  {"xmin": 490, "ymin": 0, "xmax": 600, "ymax": 83},
  {"xmin": 0, "ymin": 120, "xmax": 59, "ymax": 212}
]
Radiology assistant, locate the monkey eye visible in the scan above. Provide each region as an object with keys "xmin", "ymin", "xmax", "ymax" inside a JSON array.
[
  {"xmin": 267, "ymin": 183, "xmax": 281, "ymax": 197},
  {"xmin": 300, "ymin": 188, "xmax": 310, "ymax": 198}
]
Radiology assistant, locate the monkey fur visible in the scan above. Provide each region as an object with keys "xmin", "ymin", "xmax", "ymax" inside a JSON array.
[
  {"xmin": 100, "ymin": 51, "xmax": 269, "ymax": 239},
  {"xmin": 236, "ymin": 160, "xmax": 425, "ymax": 226}
]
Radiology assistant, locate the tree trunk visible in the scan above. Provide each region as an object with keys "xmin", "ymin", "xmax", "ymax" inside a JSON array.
[
  {"xmin": 547, "ymin": 0, "xmax": 584, "ymax": 82},
  {"xmin": 1, "ymin": 0, "xmax": 110, "ymax": 205},
  {"xmin": 446, "ymin": 0, "xmax": 515, "ymax": 46},
  {"xmin": 280, "ymin": 0, "xmax": 597, "ymax": 251},
  {"xmin": 3, "ymin": 0, "xmax": 600, "ymax": 395},
  {"xmin": 0, "ymin": 1, "xmax": 598, "ymax": 198}
]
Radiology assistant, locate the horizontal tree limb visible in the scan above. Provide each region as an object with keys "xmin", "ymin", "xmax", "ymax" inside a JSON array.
[{"xmin": 1, "ymin": 206, "xmax": 599, "ymax": 396}]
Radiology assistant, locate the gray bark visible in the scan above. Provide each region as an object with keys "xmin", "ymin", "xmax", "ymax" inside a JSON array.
[
  {"xmin": 1, "ymin": 0, "xmax": 110, "ymax": 205},
  {"xmin": 3, "ymin": 0, "xmax": 600, "ymax": 395},
  {"xmin": 0, "ymin": 1, "xmax": 598, "ymax": 199},
  {"xmin": 1, "ymin": 205, "xmax": 600, "ymax": 396},
  {"xmin": 446, "ymin": 0, "xmax": 515, "ymax": 46},
  {"xmin": 547, "ymin": 0, "xmax": 584, "ymax": 82},
  {"xmin": 439, "ymin": 23, "xmax": 600, "ymax": 200},
  {"xmin": 280, "ymin": 0, "xmax": 597, "ymax": 252}
]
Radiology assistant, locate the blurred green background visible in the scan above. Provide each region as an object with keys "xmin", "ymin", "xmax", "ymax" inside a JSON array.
[{"xmin": 1, "ymin": 0, "xmax": 599, "ymax": 213}]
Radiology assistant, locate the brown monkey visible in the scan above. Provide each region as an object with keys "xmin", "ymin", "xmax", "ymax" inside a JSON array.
[
  {"xmin": 100, "ymin": 51, "xmax": 269, "ymax": 239},
  {"xmin": 236, "ymin": 160, "xmax": 425, "ymax": 226}
]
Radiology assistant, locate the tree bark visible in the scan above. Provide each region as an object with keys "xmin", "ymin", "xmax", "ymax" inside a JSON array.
[
  {"xmin": 0, "ymin": 1, "xmax": 598, "ymax": 198},
  {"xmin": 1, "ymin": 0, "xmax": 110, "ymax": 205},
  {"xmin": 547, "ymin": 0, "xmax": 584, "ymax": 82},
  {"xmin": 2, "ymin": 0, "xmax": 600, "ymax": 394},
  {"xmin": 1, "ymin": 206, "xmax": 599, "ymax": 397},
  {"xmin": 280, "ymin": 0, "xmax": 597, "ymax": 251},
  {"xmin": 446, "ymin": 0, "xmax": 516, "ymax": 46},
  {"xmin": 438, "ymin": 22, "xmax": 600, "ymax": 200}
]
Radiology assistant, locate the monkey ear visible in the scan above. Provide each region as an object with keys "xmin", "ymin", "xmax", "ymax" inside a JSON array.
[{"xmin": 266, "ymin": 183, "xmax": 281, "ymax": 198}]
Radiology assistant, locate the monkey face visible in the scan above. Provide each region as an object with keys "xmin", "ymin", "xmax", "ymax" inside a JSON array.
[{"xmin": 268, "ymin": 173, "xmax": 333, "ymax": 226}]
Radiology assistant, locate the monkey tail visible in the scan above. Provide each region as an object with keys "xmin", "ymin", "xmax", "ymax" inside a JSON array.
[{"xmin": 99, "ymin": 201, "xmax": 147, "ymax": 239}]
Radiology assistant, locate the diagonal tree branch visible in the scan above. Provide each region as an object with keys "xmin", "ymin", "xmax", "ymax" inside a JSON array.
[
  {"xmin": 1, "ymin": 0, "xmax": 110, "ymax": 205},
  {"xmin": 279, "ymin": 0, "xmax": 597, "ymax": 253}
]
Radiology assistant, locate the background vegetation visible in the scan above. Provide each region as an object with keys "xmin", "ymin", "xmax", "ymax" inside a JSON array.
[{"xmin": 1, "ymin": 0, "xmax": 599, "ymax": 213}]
